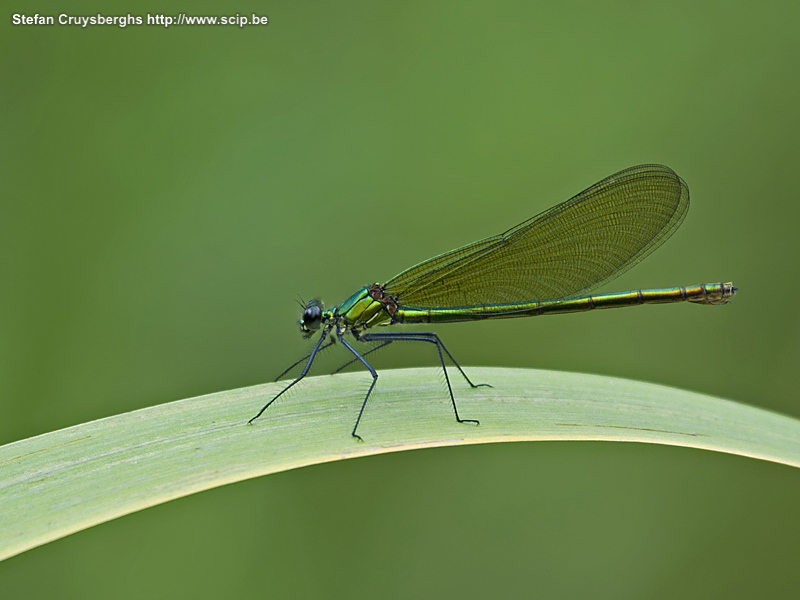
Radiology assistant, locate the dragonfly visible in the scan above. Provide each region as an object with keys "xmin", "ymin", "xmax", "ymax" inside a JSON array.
[{"xmin": 249, "ymin": 164, "xmax": 736, "ymax": 440}]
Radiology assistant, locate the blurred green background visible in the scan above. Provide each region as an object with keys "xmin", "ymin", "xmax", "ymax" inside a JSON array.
[{"xmin": 2, "ymin": 0, "xmax": 799, "ymax": 598}]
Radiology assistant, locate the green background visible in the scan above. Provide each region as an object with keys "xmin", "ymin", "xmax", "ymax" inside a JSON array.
[{"xmin": 3, "ymin": 1, "xmax": 799, "ymax": 598}]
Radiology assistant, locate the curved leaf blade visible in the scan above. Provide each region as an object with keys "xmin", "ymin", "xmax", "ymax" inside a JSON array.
[{"xmin": 1, "ymin": 367, "xmax": 798, "ymax": 561}]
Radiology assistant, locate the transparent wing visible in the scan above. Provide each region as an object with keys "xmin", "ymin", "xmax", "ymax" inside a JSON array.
[{"xmin": 383, "ymin": 164, "xmax": 689, "ymax": 307}]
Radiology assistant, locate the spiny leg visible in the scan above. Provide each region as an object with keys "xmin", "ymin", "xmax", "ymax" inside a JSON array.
[
  {"xmin": 337, "ymin": 336, "xmax": 379, "ymax": 442},
  {"xmin": 330, "ymin": 340, "xmax": 392, "ymax": 375},
  {"xmin": 249, "ymin": 329, "xmax": 329, "ymax": 424},
  {"xmin": 429, "ymin": 335, "xmax": 491, "ymax": 389},
  {"xmin": 274, "ymin": 339, "xmax": 336, "ymax": 382},
  {"xmin": 361, "ymin": 331, "xmax": 490, "ymax": 389},
  {"xmin": 358, "ymin": 331, "xmax": 481, "ymax": 426}
]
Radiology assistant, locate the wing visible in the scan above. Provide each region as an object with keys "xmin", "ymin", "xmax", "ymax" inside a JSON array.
[{"xmin": 383, "ymin": 164, "xmax": 689, "ymax": 308}]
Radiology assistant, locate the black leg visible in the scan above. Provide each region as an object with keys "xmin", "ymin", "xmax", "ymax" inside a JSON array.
[
  {"xmin": 361, "ymin": 331, "xmax": 490, "ymax": 389},
  {"xmin": 249, "ymin": 329, "xmax": 329, "ymax": 424},
  {"xmin": 357, "ymin": 331, "xmax": 481, "ymax": 426},
  {"xmin": 330, "ymin": 340, "xmax": 393, "ymax": 375},
  {"xmin": 337, "ymin": 336, "xmax": 379, "ymax": 441},
  {"xmin": 274, "ymin": 339, "xmax": 336, "ymax": 382}
]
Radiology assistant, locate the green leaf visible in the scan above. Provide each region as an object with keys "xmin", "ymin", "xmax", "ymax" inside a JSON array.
[{"xmin": 1, "ymin": 367, "xmax": 798, "ymax": 561}]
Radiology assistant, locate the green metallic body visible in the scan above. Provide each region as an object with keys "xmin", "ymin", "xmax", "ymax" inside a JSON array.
[
  {"xmin": 336, "ymin": 287, "xmax": 393, "ymax": 330},
  {"xmin": 333, "ymin": 282, "xmax": 735, "ymax": 329},
  {"xmin": 395, "ymin": 282, "xmax": 735, "ymax": 323}
]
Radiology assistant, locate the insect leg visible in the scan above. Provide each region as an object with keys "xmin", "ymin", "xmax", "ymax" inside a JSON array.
[
  {"xmin": 249, "ymin": 328, "xmax": 330, "ymax": 424},
  {"xmin": 337, "ymin": 336, "xmax": 379, "ymax": 441},
  {"xmin": 358, "ymin": 331, "xmax": 480, "ymax": 426},
  {"xmin": 274, "ymin": 339, "xmax": 336, "ymax": 381},
  {"xmin": 330, "ymin": 340, "xmax": 393, "ymax": 375},
  {"xmin": 361, "ymin": 331, "xmax": 490, "ymax": 388}
]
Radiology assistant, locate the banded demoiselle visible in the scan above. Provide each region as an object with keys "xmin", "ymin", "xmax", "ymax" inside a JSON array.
[{"xmin": 250, "ymin": 164, "xmax": 736, "ymax": 440}]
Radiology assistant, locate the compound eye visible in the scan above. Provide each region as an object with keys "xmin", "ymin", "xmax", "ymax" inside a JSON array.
[
  {"xmin": 299, "ymin": 299, "xmax": 325, "ymax": 338},
  {"xmin": 302, "ymin": 305, "xmax": 322, "ymax": 327}
]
